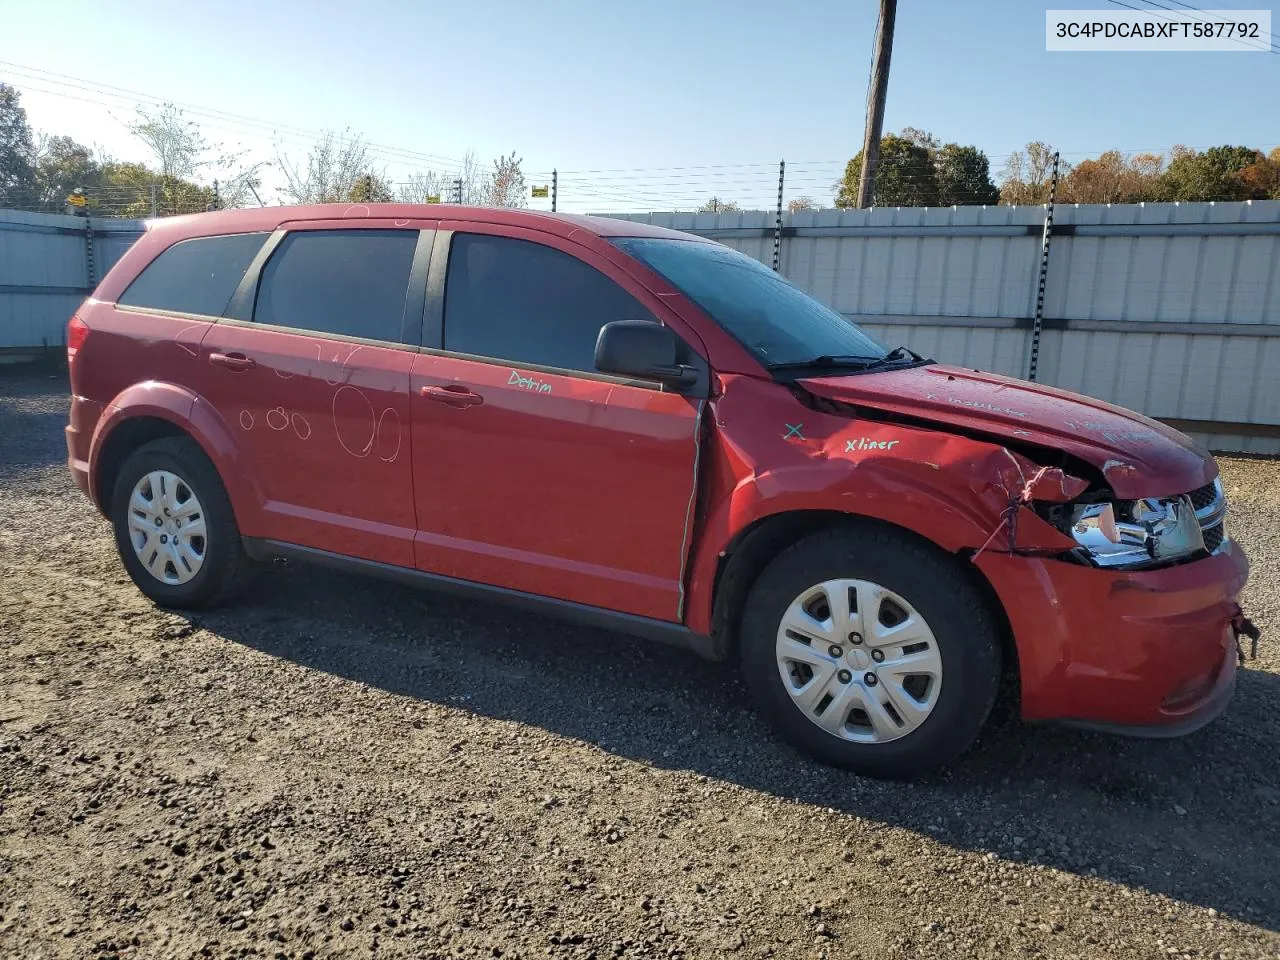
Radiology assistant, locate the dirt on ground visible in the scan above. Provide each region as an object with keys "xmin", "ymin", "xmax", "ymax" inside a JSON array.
[{"xmin": 1, "ymin": 367, "xmax": 1278, "ymax": 960}]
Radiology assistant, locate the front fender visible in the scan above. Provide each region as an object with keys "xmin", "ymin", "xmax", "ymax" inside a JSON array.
[
  {"xmin": 90, "ymin": 382, "xmax": 263, "ymax": 530},
  {"xmin": 683, "ymin": 377, "xmax": 1082, "ymax": 636}
]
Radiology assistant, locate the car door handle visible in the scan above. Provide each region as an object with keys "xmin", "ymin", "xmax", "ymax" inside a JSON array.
[
  {"xmin": 420, "ymin": 384, "xmax": 484, "ymax": 407},
  {"xmin": 209, "ymin": 352, "xmax": 257, "ymax": 372}
]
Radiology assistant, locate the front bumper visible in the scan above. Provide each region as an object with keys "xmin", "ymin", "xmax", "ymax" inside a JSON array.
[{"xmin": 976, "ymin": 541, "xmax": 1250, "ymax": 731}]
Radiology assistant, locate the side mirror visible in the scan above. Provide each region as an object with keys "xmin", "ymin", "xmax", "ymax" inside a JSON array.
[{"xmin": 594, "ymin": 320, "xmax": 698, "ymax": 388}]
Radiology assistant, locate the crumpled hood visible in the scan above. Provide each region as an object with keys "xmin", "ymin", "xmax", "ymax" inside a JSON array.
[{"xmin": 798, "ymin": 363, "xmax": 1215, "ymax": 499}]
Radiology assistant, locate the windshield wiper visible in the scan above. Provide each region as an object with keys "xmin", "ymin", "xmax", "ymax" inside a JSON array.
[
  {"xmin": 854, "ymin": 345, "xmax": 929, "ymax": 371},
  {"xmin": 765, "ymin": 354, "xmax": 882, "ymax": 372},
  {"xmin": 765, "ymin": 345, "xmax": 927, "ymax": 373}
]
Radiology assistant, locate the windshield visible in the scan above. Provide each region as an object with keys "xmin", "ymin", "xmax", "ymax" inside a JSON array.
[{"xmin": 612, "ymin": 237, "xmax": 888, "ymax": 368}]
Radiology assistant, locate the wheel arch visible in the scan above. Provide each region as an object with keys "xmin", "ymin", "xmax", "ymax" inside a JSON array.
[
  {"xmin": 705, "ymin": 509, "xmax": 1018, "ymax": 708},
  {"xmin": 95, "ymin": 415, "xmax": 189, "ymax": 512},
  {"xmin": 89, "ymin": 383, "xmax": 262, "ymax": 531}
]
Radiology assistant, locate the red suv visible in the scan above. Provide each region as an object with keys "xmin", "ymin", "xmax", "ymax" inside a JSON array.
[{"xmin": 66, "ymin": 204, "xmax": 1252, "ymax": 777}]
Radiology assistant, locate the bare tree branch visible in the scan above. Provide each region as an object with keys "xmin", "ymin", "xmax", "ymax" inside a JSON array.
[
  {"xmin": 128, "ymin": 103, "xmax": 209, "ymax": 180},
  {"xmin": 277, "ymin": 130, "xmax": 384, "ymax": 204}
]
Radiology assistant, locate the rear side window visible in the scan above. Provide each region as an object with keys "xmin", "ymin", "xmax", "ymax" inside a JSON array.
[
  {"xmin": 118, "ymin": 232, "xmax": 267, "ymax": 317},
  {"xmin": 254, "ymin": 230, "xmax": 417, "ymax": 343},
  {"xmin": 443, "ymin": 233, "xmax": 655, "ymax": 372}
]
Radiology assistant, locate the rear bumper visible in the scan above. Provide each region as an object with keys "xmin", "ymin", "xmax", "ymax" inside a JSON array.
[
  {"xmin": 977, "ymin": 542, "xmax": 1249, "ymax": 731},
  {"xmin": 65, "ymin": 396, "xmax": 103, "ymax": 507}
]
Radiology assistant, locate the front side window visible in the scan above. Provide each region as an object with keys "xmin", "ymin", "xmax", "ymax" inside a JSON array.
[
  {"xmin": 119, "ymin": 232, "xmax": 268, "ymax": 317},
  {"xmin": 613, "ymin": 237, "xmax": 888, "ymax": 368},
  {"xmin": 443, "ymin": 233, "xmax": 656, "ymax": 373},
  {"xmin": 254, "ymin": 230, "xmax": 417, "ymax": 343}
]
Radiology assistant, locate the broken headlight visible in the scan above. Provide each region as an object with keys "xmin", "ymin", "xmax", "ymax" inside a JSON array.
[{"xmin": 1065, "ymin": 494, "xmax": 1208, "ymax": 568}]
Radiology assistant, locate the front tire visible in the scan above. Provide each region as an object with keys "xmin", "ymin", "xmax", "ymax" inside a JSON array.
[
  {"xmin": 740, "ymin": 525, "xmax": 1001, "ymax": 778},
  {"xmin": 110, "ymin": 436, "xmax": 250, "ymax": 609}
]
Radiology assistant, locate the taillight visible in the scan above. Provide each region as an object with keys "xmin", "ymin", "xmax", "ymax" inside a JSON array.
[{"xmin": 67, "ymin": 312, "xmax": 89, "ymax": 363}]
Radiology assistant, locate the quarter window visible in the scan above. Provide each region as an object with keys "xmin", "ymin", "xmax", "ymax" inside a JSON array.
[
  {"xmin": 254, "ymin": 230, "xmax": 418, "ymax": 343},
  {"xmin": 443, "ymin": 233, "xmax": 655, "ymax": 372},
  {"xmin": 118, "ymin": 232, "xmax": 268, "ymax": 317}
]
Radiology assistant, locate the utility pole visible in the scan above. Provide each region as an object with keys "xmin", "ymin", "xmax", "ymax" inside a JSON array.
[{"xmin": 855, "ymin": 0, "xmax": 898, "ymax": 209}]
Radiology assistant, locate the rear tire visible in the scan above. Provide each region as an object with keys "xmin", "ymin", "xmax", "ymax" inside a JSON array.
[
  {"xmin": 110, "ymin": 436, "xmax": 250, "ymax": 609},
  {"xmin": 739, "ymin": 525, "xmax": 1001, "ymax": 778}
]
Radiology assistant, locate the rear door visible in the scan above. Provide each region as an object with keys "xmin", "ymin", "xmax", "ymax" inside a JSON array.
[
  {"xmin": 409, "ymin": 225, "xmax": 707, "ymax": 622},
  {"xmin": 201, "ymin": 221, "xmax": 434, "ymax": 566}
]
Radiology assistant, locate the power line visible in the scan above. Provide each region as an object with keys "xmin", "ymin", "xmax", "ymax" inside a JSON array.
[
  {"xmin": 0, "ymin": 61, "xmax": 477, "ymax": 171},
  {"xmin": 1103, "ymin": 0, "xmax": 1276, "ymax": 53},
  {"xmin": 1159, "ymin": 0, "xmax": 1280, "ymax": 44}
]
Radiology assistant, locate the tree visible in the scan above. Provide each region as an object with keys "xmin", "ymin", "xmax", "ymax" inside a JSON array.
[
  {"xmin": 787, "ymin": 196, "xmax": 817, "ymax": 213},
  {"xmin": 348, "ymin": 172, "xmax": 394, "ymax": 203},
  {"xmin": 1060, "ymin": 150, "xmax": 1165, "ymax": 204},
  {"xmin": 836, "ymin": 129, "xmax": 995, "ymax": 208},
  {"xmin": 696, "ymin": 197, "xmax": 740, "ymax": 213},
  {"xmin": 484, "ymin": 152, "xmax": 526, "ymax": 208},
  {"xmin": 0, "ymin": 83, "xmax": 36, "ymax": 196},
  {"xmin": 999, "ymin": 142, "xmax": 1066, "ymax": 205},
  {"xmin": 127, "ymin": 102, "xmax": 266, "ymax": 209},
  {"xmin": 128, "ymin": 103, "xmax": 208, "ymax": 180},
  {"xmin": 278, "ymin": 130, "xmax": 384, "ymax": 204},
  {"xmin": 97, "ymin": 161, "xmax": 215, "ymax": 217},
  {"xmin": 1237, "ymin": 147, "xmax": 1280, "ymax": 200},
  {"xmin": 215, "ymin": 162, "xmax": 269, "ymax": 209},
  {"xmin": 1161, "ymin": 145, "xmax": 1266, "ymax": 201},
  {"xmin": 836, "ymin": 134, "xmax": 937, "ymax": 207},
  {"xmin": 33, "ymin": 135, "xmax": 101, "ymax": 209},
  {"xmin": 455, "ymin": 150, "xmax": 487, "ymax": 204},
  {"xmin": 398, "ymin": 171, "xmax": 444, "ymax": 204},
  {"xmin": 397, "ymin": 150, "xmax": 487, "ymax": 204},
  {"xmin": 934, "ymin": 144, "xmax": 999, "ymax": 205},
  {"xmin": 898, "ymin": 127, "xmax": 940, "ymax": 152}
]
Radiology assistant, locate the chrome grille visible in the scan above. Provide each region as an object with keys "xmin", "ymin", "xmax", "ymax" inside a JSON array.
[
  {"xmin": 1188, "ymin": 482, "xmax": 1218, "ymax": 512},
  {"xmin": 1189, "ymin": 477, "xmax": 1226, "ymax": 553},
  {"xmin": 1203, "ymin": 523, "xmax": 1225, "ymax": 553}
]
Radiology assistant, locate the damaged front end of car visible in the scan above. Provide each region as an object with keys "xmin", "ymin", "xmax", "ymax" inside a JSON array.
[{"xmin": 781, "ymin": 375, "xmax": 1259, "ymax": 728}]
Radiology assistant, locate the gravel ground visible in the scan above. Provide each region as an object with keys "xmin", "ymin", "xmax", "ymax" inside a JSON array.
[{"xmin": 1, "ymin": 367, "xmax": 1278, "ymax": 960}]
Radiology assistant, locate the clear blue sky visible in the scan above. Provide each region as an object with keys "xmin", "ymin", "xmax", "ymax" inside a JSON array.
[{"xmin": 1, "ymin": 0, "xmax": 1276, "ymax": 211}]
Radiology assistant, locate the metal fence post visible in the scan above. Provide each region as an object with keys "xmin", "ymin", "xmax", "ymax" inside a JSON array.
[
  {"xmin": 771, "ymin": 159, "xmax": 785, "ymax": 272},
  {"xmin": 551, "ymin": 169, "xmax": 558, "ymax": 213},
  {"xmin": 84, "ymin": 216, "xmax": 97, "ymax": 291},
  {"xmin": 149, "ymin": 183, "xmax": 158, "ymax": 218},
  {"xmin": 1027, "ymin": 151, "xmax": 1060, "ymax": 382}
]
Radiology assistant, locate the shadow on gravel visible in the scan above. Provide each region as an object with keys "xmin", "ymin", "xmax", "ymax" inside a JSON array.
[{"xmin": 185, "ymin": 560, "xmax": 1280, "ymax": 932}]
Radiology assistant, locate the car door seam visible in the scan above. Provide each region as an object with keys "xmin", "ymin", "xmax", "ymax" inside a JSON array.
[{"xmin": 675, "ymin": 398, "xmax": 706, "ymax": 622}]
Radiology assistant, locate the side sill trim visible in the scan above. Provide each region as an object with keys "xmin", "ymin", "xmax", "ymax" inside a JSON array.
[{"xmin": 241, "ymin": 538, "xmax": 718, "ymax": 660}]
